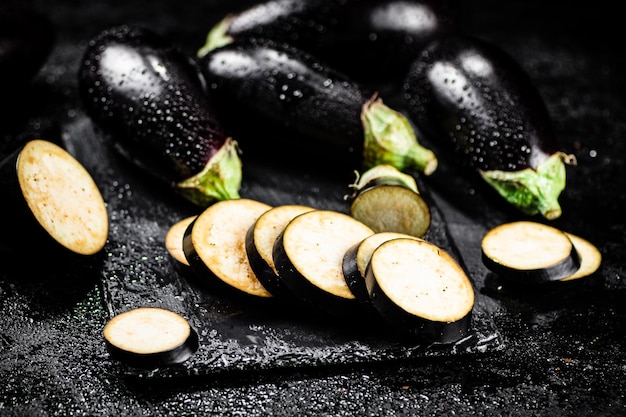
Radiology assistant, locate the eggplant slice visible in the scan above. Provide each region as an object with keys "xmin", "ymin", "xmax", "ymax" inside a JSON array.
[
  {"xmin": 183, "ymin": 198, "xmax": 273, "ymax": 298},
  {"xmin": 365, "ymin": 237, "xmax": 474, "ymax": 343},
  {"xmin": 481, "ymin": 221, "xmax": 581, "ymax": 284},
  {"xmin": 103, "ymin": 307, "xmax": 198, "ymax": 368},
  {"xmin": 348, "ymin": 165, "xmax": 431, "ymax": 238},
  {"xmin": 273, "ymin": 209, "xmax": 375, "ymax": 316},
  {"xmin": 343, "ymin": 232, "xmax": 421, "ymax": 309},
  {"xmin": 165, "ymin": 215, "xmax": 197, "ymax": 269},
  {"xmin": 245, "ymin": 204, "xmax": 315, "ymax": 300},
  {"xmin": 0, "ymin": 139, "xmax": 108, "ymax": 256},
  {"xmin": 561, "ymin": 233, "xmax": 602, "ymax": 281}
]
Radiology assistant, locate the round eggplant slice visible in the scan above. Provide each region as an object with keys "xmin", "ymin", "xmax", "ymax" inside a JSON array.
[
  {"xmin": 245, "ymin": 204, "xmax": 315, "ymax": 301},
  {"xmin": 348, "ymin": 165, "xmax": 431, "ymax": 238},
  {"xmin": 165, "ymin": 215, "xmax": 197, "ymax": 270},
  {"xmin": 103, "ymin": 307, "xmax": 198, "ymax": 368},
  {"xmin": 0, "ymin": 139, "xmax": 108, "ymax": 256},
  {"xmin": 273, "ymin": 210, "xmax": 375, "ymax": 317},
  {"xmin": 183, "ymin": 198, "xmax": 273, "ymax": 298},
  {"xmin": 481, "ymin": 221, "xmax": 581, "ymax": 285},
  {"xmin": 343, "ymin": 232, "xmax": 421, "ymax": 309},
  {"xmin": 561, "ymin": 233, "xmax": 602, "ymax": 281},
  {"xmin": 365, "ymin": 238, "xmax": 474, "ymax": 343}
]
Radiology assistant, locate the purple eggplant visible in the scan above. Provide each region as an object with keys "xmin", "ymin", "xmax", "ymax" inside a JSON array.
[
  {"xmin": 78, "ymin": 25, "xmax": 242, "ymax": 207},
  {"xmin": 198, "ymin": 40, "xmax": 437, "ymax": 176},
  {"xmin": 198, "ymin": 0, "xmax": 455, "ymax": 84},
  {"xmin": 402, "ymin": 35, "xmax": 576, "ymax": 219}
]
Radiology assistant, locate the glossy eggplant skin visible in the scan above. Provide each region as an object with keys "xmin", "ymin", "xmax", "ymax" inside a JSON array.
[
  {"xmin": 78, "ymin": 25, "xmax": 241, "ymax": 206},
  {"xmin": 202, "ymin": 40, "xmax": 367, "ymax": 148},
  {"xmin": 402, "ymin": 35, "xmax": 575, "ymax": 219},
  {"xmin": 199, "ymin": 0, "xmax": 455, "ymax": 84},
  {"xmin": 199, "ymin": 40, "xmax": 437, "ymax": 175},
  {"xmin": 0, "ymin": 5, "xmax": 55, "ymax": 95}
]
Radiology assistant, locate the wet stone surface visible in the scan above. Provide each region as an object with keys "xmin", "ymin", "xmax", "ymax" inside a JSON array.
[{"xmin": 1, "ymin": 0, "xmax": 625, "ymax": 415}]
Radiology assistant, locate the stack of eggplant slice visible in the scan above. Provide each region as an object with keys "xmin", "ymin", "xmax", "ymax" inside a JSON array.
[
  {"xmin": 481, "ymin": 221, "xmax": 602, "ymax": 288},
  {"xmin": 168, "ymin": 198, "xmax": 476, "ymax": 344}
]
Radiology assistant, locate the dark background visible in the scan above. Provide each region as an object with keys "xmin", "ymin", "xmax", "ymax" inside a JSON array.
[{"xmin": 1, "ymin": 1, "xmax": 625, "ymax": 416}]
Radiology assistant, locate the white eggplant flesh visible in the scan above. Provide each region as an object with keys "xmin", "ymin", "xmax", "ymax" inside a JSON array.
[
  {"xmin": 103, "ymin": 307, "xmax": 198, "ymax": 368},
  {"xmin": 245, "ymin": 204, "xmax": 315, "ymax": 301},
  {"xmin": 0, "ymin": 139, "xmax": 108, "ymax": 257},
  {"xmin": 165, "ymin": 215, "xmax": 197, "ymax": 270},
  {"xmin": 183, "ymin": 198, "xmax": 273, "ymax": 298},
  {"xmin": 561, "ymin": 233, "xmax": 602, "ymax": 282},
  {"xmin": 342, "ymin": 232, "xmax": 422, "ymax": 309},
  {"xmin": 273, "ymin": 209, "xmax": 375, "ymax": 317},
  {"xmin": 481, "ymin": 221, "xmax": 581, "ymax": 285},
  {"xmin": 365, "ymin": 238, "xmax": 475, "ymax": 343}
]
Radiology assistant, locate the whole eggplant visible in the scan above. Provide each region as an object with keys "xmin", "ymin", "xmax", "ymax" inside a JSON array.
[
  {"xmin": 198, "ymin": 0, "xmax": 456, "ymax": 84},
  {"xmin": 78, "ymin": 25, "xmax": 241, "ymax": 207},
  {"xmin": 198, "ymin": 39, "xmax": 437, "ymax": 176},
  {"xmin": 402, "ymin": 35, "xmax": 576, "ymax": 220}
]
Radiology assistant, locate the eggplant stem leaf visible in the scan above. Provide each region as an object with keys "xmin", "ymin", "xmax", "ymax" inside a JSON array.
[
  {"xmin": 176, "ymin": 137, "xmax": 242, "ymax": 206},
  {"xmin": 481, "ymin": 152, "xmax": 572, "ymax": 220},
  {"xmin": 361, "ymin": 96, "xmax": 438, "ymax": 175}
]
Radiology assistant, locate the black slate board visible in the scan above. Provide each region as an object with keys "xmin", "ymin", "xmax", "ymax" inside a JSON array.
[{"xmin": 63, "ymin": 108, "xmax": 503, "ymax": 379}]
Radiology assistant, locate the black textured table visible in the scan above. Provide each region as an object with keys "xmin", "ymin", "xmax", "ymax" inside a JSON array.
[{"xmin": 1, "ymin": 1, "xmax": 624, "ymax": 416}]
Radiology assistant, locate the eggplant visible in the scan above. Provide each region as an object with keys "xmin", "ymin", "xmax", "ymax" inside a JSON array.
[
  {"xmin": 272, "ymin": 209, "xmax": 375, "ymax": 317},
  {"xmin": 365, "ymin": 237, "xmax": 474, "ymax": 343},
  {"xmin": 347, "ymin": 164, "xmax": 431, "ymax": 238},
  {"xmin": 165, "ymin": 215, "xmax": 197, "ymax": 272},
  {"xmin": 199, "ymin": 40, "xmax": 438, "ymax": 176},
  {"xmin": 481, "ymin": 221, "xmax": 581, "ymax": 285},
  {"xmin": 78, "ymin": 25, "xmax": 242, "ymax": 207},
  {"xmin": 402, "ymin": 35, "xmax": 577, "ymax": 220},
  {"xmin": 198, "ymin": 0, "xmax": 455, "ymax": 84},
  {"xmin": 561, "ymin": 233, "xmax": 602, "ymax": 282},
  {"xmin": 182, "ymin": 198, "xmax": 274, "ymax": 299},
  {"xmin": 0, "ymin": 139, "xmax": 108, "ymax": 257},
  {"xmin": 103, "ymin": 307, "xmax": 199, "ymax": 368},
  {"xmin": 0, "ymin": 4, "xmax": 55, "ymax": 95},
  {"xmin": 342, "ymin": 231, "xmax": 419, "ymax": 314},
  {"xmin": 245, "ymin": 204, "xmax": 315, "ymax": 301}
]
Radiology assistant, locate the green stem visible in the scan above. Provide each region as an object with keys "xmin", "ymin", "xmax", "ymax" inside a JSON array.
[
  {"xmin": 361, "ymin": 96, "xmax": 438, "ymax": 176},
  {"xmin": 197, "ymin": 15, "xmax": 234, "ymax": 58},
  {"xmin": 176, "ymin": 137, "xmax": 242, "ymax": 206},
  {"xmin": 348, "ymin": 164, "xmax": 419, "ymax": 197},
  {"xmin": 480, "ymin": 152, "xmax": 576, "ymax": 220}
]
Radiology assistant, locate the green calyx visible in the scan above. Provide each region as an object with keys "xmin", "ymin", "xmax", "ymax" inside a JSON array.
[
  {"xmin": 176, "ymin": 137, "xmax": 242, "ymax": 207},
  {"xmin": 361, "ymin": 96, "xmax": 438, "ymax": 176},
  {"xmin": 349, "ymin": 164, "xmax": 419, "ymax": 196},
  {"xmin": 197, "ymin": 15, "xmax": 234, "ymax": 58},
  {"xmin": 480, "ymin": 152, "xmax": 577, "ymax": 220}
]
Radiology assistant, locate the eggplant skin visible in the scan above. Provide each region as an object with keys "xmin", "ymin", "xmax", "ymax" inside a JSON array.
[
  {"xmin": 402, "ymin": 35, "xmax": 560, "ymax": 173},
  {"xmin": 202, "ymin": 0, "xmax": 456, "ymax": 83},
  {"xmin": 78, "ymin": 25, "xmax": 229, "ymax": 185},
  {"xmin": 199, "ymin": 39, "xmax": 368, "ymax": 151}
]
